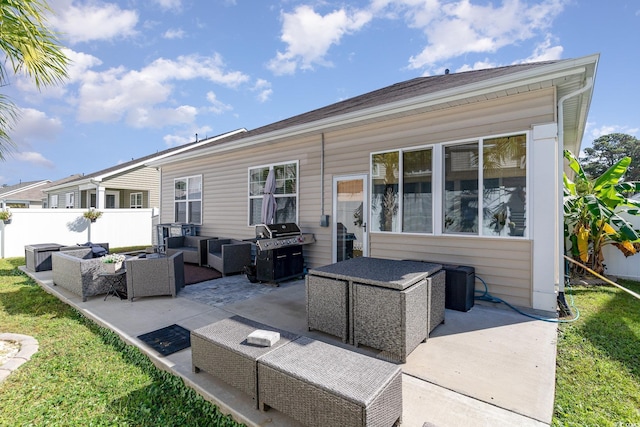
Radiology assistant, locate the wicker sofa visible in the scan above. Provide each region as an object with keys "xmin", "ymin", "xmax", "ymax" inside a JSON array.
[
  {"xmin": 124, "ymin": 252, "xmax": 185, "ymax": 301},
  {"xmin": 207, "ymin": 238, "xmax": 252, "ymax": 276},
  {"xmin": 51, "ymin": 248, "xmax": 112, "ymax": 301},
  {"xmin": 165, "ymin": 236, "xmax": 213, "ymax": 266}
]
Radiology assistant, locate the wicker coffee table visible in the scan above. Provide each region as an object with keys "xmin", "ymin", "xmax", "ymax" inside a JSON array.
[{"xmin": 191, "ymin": 315, "xmax": 299, "ymax": 407}]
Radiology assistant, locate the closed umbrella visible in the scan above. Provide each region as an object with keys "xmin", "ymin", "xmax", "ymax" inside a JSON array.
[{"xmin": 261, "ymin": 168, "xmax": 277, "ymax": 224}]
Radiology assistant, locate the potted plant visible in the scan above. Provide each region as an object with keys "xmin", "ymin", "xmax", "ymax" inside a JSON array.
[
  {"xmin": 101, "ymin": 253, "xmax": 126, "ymax": 273},
  {"xmin": 83, "ymin": 209, "xmax": 103, "ymax": 223},
  {"xmin": 0, "ymin": 209, "xmax": 11, "ymax": 224}
]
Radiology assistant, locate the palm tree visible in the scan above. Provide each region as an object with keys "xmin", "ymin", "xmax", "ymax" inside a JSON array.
[{"xmin": 0, "ymin": 0, "xmax": 69, "ymax": 160}]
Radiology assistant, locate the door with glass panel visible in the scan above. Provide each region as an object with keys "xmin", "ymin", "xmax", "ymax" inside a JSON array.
[{"xmin": 333, "ymin": 175, "xmax": 368, "ymax": 263}]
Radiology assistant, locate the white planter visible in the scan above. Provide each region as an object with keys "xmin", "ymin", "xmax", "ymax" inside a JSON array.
[{"xmin": 103, "ymin": 261, "xmax": 123, "ymax": 274}]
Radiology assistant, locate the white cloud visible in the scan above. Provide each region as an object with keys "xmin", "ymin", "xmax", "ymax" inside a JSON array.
[
  {"xmin": 163, "ymin": 28, "xmax": 186, "ymax": 39},
  {"xmin": 252, "ymin": 79, "xmax": 273, "ymax": 103},
  {"xmin": 8, "ymin": 108, "xmax": 63, "ymax": 148},
  {"xmin": 206, "ymin": 92, "xmax": 233, "ymax": 114},
  {"xmin": 12, "ymin": 152, "xmax": 55, "ymax": 168},
  {"xmin": 75, "ymin": 54, "xmax": 249, "ymax": 127},
  {"xmin": 585, "ymin": 122, "xmax": 640, "ymax": 142},
  {"xmin": 268, "ymin": 5, "xmax": 373, "ymax": 75},
  {"xmin": 153, "ymin": 0, "xmax": 183, "ymax": 12},
  {"xmin": 49, "ymin": 0, "xmax": 138, "ymax": 44},
  {"xmin": 163, "ymin": 125, "xmax": 214, "ymax": 147},
  {"xmin": 403, "ymin": 0, "xmax": 566, "ymax": 72}
]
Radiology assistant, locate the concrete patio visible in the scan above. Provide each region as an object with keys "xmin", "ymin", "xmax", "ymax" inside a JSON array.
[{"xmin": 22, "ymin": 267, "xmax": 558, "ymax": 427}]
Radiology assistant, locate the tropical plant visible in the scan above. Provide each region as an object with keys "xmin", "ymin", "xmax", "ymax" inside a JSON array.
[
  {"xmin": 563, "ymin": 149, "xmax": 640, "ymax": 274},
  {"xmin": 0, "ymin": 0, "xmax": 69, "ymax": 160},
  {"xmin": 83, "ymin": 209, "xmax": 102, "ymax": 221}
]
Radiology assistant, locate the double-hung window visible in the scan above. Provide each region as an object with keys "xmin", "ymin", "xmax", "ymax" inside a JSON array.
[
  {"xmin": 174, "ymin": 175, "xmax": 202, "ymax": 224},
  {"xmin": 371, "ymin": 133, "xmax": 527, "ymax": 238},
  {"xmin": 130, "ymin": 192, "xmax": 143, "ymax": 208},
  {"xmin": 248, "ymin": 161, "xmax": 298, "ymax": 225},
  {"xmin": 50, "ymin": 194, "xmax": 58, "ymax": 208},
  {"xmin": 65, "ymin": 192, "xmax": 75, "ymax": 208}
]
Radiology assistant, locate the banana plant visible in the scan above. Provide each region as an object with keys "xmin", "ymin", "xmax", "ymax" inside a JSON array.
[{"xmin": 563, "ymin": 149, "xmax": 640, "ymax": 274}]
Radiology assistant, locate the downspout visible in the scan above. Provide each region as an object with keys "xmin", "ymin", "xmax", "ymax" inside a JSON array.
[
  {"xmin": 556, "ymin": 76, "xmax": 594, "ymax": 314},
  {"xmin": 320, "ymin": 133, "xmax": 329, "ymax": 227}
]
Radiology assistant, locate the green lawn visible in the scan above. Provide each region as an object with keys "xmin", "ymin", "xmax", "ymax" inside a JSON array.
[
  {"xmin": 0, "ymin": 256, "xmax": 242, "ymax": 427},
  {"xmin": 2, "ymin": 255, "xmax": 639, "ymax": 426},
  {"xmin": 553, "ymin": 279, "xmax": 640, "ymax": 426}
]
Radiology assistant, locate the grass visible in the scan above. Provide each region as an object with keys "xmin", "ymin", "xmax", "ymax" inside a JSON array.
[
  {"xmin": 2, "ymin": 253, "xmax": 639, "ymax": 426},
  {"xmin": 553, "ymin": 278, "xmax": 640, "ymax": 426},
  {"xmin": 0, "ymin": 256, "xmax": 243, "ymax": 427}
]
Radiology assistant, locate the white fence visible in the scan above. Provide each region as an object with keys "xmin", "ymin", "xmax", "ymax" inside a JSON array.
[
  {"xmin": 602, "ymin": 210, "xmax": 640, "ymax": 280},
  {"xmin": 0, "ymin": 208, "xmax": 158, "ymax": 259}
]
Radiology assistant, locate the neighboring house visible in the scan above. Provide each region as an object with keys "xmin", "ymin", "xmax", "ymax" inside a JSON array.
[
  {"xmin": 149, "ymin": 54, "xmax": 599, "ymax": 312},
  {"xmin": 42, "ymin": 129, "xmax": 247, "ymax": 210},
  {"xmin": 0, "ymin": 180, "xmax": 51, "ymax": 208}
]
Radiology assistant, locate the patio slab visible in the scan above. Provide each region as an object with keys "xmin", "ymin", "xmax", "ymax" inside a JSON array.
[{"xmin": 22, "ymin": 267, "xmax": 556, "ymax": 427}]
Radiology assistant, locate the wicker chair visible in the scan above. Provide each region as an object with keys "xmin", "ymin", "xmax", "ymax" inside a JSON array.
[
  {"xmin": 165, "ymin": 235, "xmax": 213, "ymax": 266},
  {"xmin": 125, "ymin": 252, "xmax": 185, "ymax": 301},
  {"xmin": 207, "ymin": 238, "xmax": 252, "ymax": 276}
]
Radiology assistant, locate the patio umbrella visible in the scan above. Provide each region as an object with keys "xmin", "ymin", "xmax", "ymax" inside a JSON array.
[{"xmin": 261, "ymin": 168, "xmax": 277, "ymax": 224}]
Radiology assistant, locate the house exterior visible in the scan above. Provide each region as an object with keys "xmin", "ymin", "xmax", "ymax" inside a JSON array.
[
  {"xmin": 1, "ymin": 180, "xmax": 51, "ymax": 208},
  {"xmin": 149, "ymin": 54, "xmax": 599, "ymax": 312},
  {"xmin": 42, "ymin": 129, "xmax": 247, "ymax": 210}
]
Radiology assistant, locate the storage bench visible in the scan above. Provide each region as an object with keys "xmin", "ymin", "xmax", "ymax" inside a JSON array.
[
  {"xmin": 258, "ymin": 336, "xmax": 402, "ymax": 427},
  {"xmin": 191, "ymin": 315, "xmax": 299, "ymax": 407},
  {"xmin": 25, "ymin": 243, "xmax": 64, "ymax": 272}
]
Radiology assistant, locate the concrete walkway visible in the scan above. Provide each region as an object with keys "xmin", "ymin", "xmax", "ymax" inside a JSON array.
[{"xmin": 22, "ymin": 268, "xmax": 557, "ymax": 427}]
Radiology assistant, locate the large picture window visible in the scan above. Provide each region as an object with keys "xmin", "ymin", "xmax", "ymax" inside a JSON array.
[
  {"xmin": 174, "ymin": 175, "xmax": 202, "ymax": 224},
  {"xmin": 370, "ymin": 133, "xmax": 527, "ymax": 238},
  {"xmin": 248, "ymin": 161, "xmax": 298, "ymax": 225}
]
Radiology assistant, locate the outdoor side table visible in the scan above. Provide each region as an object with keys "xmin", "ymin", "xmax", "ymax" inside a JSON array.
[
  {"xmin": 307, "ymin": 257, "xmax": 443, "ymax": 362},
  {"xmin": 25, "ymin": 243, "xmax": 64, "ymax": 272},
  {"xmin": 191, "ymin": 315, "xmax": 299, "ymax": 408},
  {"xmin": 100, "ymin": 270, "xmax": 127, "ymax": 300}
]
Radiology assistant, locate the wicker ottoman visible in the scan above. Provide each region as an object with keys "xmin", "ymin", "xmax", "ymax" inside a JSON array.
[
  {"xmin": 191, "ymin": 315, "xmax": 299, "ymax": 407},
  {"xmin": 258, "ymin": 336, "xmax": 402, "ymax": 427},
  {"xmin": 306, "ymin": 275, "xmax": 349, "ymax": 342}
]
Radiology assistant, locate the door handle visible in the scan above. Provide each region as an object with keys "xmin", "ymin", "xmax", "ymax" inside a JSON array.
[{"xmin": 363, "ymin": 222, "xmax": 367, "ymax": 232}]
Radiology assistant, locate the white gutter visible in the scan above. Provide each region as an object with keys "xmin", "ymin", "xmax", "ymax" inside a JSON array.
[
  {"xmin": 152, "ymin": 55, "xmax": 599, "ymax": 166},
  {"xmin": 557, "ymin": 76, "xmax": 595, "ymax": 294}
]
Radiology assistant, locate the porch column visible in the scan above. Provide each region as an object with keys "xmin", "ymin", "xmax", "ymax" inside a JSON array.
[
  {"xmin": 96, "ymin": 185, "xmax": 106, "ymax": 210},
  {"xmin": 530, "ymin": 123, "xmax": 559, "ymax": 312}
]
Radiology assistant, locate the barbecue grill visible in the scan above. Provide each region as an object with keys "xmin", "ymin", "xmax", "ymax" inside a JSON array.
[{"xmin": 254, "ymin": 223, "xmax": 315, "ymax": 284}]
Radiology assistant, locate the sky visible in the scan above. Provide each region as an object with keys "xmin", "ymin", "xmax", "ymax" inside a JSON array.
[{"xmin": 1, "ymin": 0, "xmax": 639, "ymax": 185}]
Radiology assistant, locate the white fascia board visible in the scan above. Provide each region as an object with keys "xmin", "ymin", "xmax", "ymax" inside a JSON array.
[{"xmin": 154, "ymin": 55, "xmax": 598, "ymax": 166}]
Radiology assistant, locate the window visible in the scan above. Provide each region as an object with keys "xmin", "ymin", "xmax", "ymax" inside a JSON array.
[
  {"xmin": 370, "ymin": 133, "xmax": 527, "ymax": 238},
  {"xmin": 174, "ymin": 175, "xmax": 202, "ymax": 224},
  {"xmin": 65, "ymin": 192, "xmax": 75, "ymax": 208},
  {"xmin": 50, "ymin": 194, "xmax": 58, "ymax": 208},
  {"xmin": 130, "ymin": 192, "xmax": 143, "ymax": 208},
  {"xmin": 248, "ymin": 161, "xmax": 297, "ymax": 225}
]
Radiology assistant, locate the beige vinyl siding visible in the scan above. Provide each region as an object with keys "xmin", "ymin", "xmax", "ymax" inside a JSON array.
[
  {"xmin": 104, "ymin": 167, "xmax": 160, "ymax": 207},
  {"xmin": 47, "ymin": 187, "xmax": 79, "ymax": 208},
  {"xmin": 159, "ymin": 87, "xmax": 555, "ymax": 308}
]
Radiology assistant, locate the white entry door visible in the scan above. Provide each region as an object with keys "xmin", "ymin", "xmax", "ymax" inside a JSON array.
[{"xmin": 333, "ymin": 175, "xmax": 368, "ymax": 263}]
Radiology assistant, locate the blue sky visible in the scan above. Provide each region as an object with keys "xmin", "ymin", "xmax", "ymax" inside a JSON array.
[{"xmin": 2, "ymin": 0, "xmax": 639, "ymax": 184}]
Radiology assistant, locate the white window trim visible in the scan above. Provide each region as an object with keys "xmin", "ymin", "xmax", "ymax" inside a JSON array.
[
  {"xmin": 247, "ymin": 160, "xmax": 299, "ymax": 226},
  {"xmin": 50, "ymin": 194, "xmax": 58, "ymax": 208},
  {"xmin": 65, "ymin": 192, "xmax": 75, "ymax": 208},
  {"xmin": 370, "ymin": 131, "xmax": 529, "ymax": 239},
  {"xmin": 174, "ymin": 175, "xmax": 202, "ymax": 224},
  {"xmin": 130, "ymin": 192, "xmax": 143, "ymax": 208}
]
